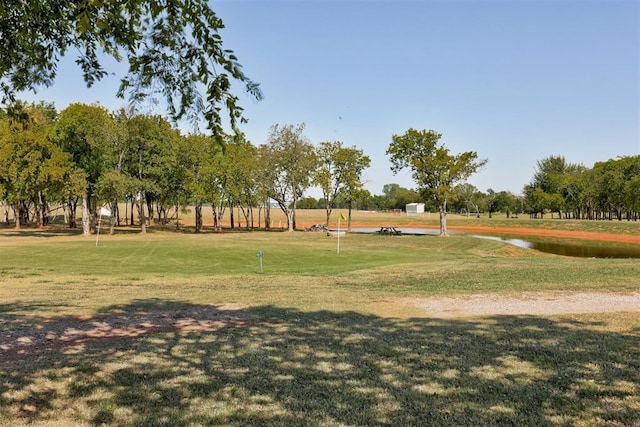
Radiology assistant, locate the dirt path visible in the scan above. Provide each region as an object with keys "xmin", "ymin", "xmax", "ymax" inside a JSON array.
[
  {"xmin": 402, "ymin": 291, "xmax": 640, "ymax": 318},
  {"xmin": 3, "ymin": 292, "xmax": 639, "ymax": 361}
]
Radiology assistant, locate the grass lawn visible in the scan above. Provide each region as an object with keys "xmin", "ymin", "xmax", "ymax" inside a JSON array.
[{"xmin": 1, "ymin": 226, "xmax": 639, "ymax": 426}]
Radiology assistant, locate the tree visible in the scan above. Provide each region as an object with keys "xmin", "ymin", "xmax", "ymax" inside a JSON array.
[
  {"xmin": 527, "ymin": 155, "xmax": 586, "ymax": 218},
  {"xmin": 180, "ymin": 133, "xmax": 219, "ymax": 232},
  {"xmin": 50, "ymin": 103, "xmax": 118, "ymax": 235},
  {"xmin": 262, "ymin": 123, "xmax": 317, "ymax": 232},
  {"xmin": 95, "ymin": 170, "xmax": 129, "ymax": 234},
  {"xmin": 255, "ymin": 144, "xmax": 277, "ymax": 230},
  {"xmin": 123, "ymin": 114, "xmax": 180, "ymax": 233},
  {"xmin": 202, "ymin": 139, "xmax": 230, "ymax": 232},
  {"xmin": 380, "ymin": 184, "xmax": 421, "ymax": 211},
  {"xmin": 0, "ymin": 0, "xmax": 262, "ymax": 134},
  {"xmin": 491, "ymin": 190, "xmax": 518, "ymax": 218},
  {"xmin": 453, "ymin": 183, "xmax": 481, "ymax": 217},
  {"xmin": 94, "ymin": 109, "xmax": 130, "ymax": 232},
  {"xmin": 314, "ymin": 141, "xmax": 370, "ymax": 227},
  {"xmin": 224, "ymin": 138, "xmax": 259, "ymax": 229},
  {"xmin": 387, "ymin": 128, "xmax": 487, "ymax": 236},
  {"xmin": 593, "ymin": 156, "xmax": 639, "ymax": 221},
  {"xmin": 0, "ymin": 102, "xmax": 77, "ymax": 228}
]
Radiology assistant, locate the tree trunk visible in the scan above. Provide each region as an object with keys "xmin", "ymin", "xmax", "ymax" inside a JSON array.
[
  {"xmin": 35, "ymin": 193, "xmax": 43, "ymax": 228},
  {"xmin": 194, "ymin": 201, "xmax": 202, "ymax": 233},
  {"xmin": 287, "ymin": 209, "xmax": 294, "ymax": 232},
  {"xmin": 325, "ymin": 206, "xmax": 333, "ymax": 228},
  {"xmin": 438, "ymin": 200, "xmax": 448, "ymax": 236},
  {"xmin": 82, "ymin": 195, "xmax": 90, "ymax": 236},
  {"xmin": 38, "ymin": 191, "xmax": 48, "ymax": 227},
  {"xmin": 90, "ymin": 196, "xmax": 97, "ymax": 234},
  {"xmin": 264, "ymin": 201, "xmax": 271, "ymax": 230},
  {"xmin": 212, "ymin": 205, "xmax": 219, "ymax": 231},
  {"xmin": 217, "ymin": 209, "xmax": 225, "ymax": 232},
  {"xmin": 137, "ymin": 192, "xmax": 147, "ymax": 234},
  {"xmin": 109, "ymin": 200, "xmax": 118, "ymax": 235},
  {"xmin": 14, "ymin": 203, "xmax": 21, "ymax": 230},
  {"xmin": 290, "ymin": 199, "xmax": 297, "ymax": 232},
  {"xmin": 146, "ymin": 194, "xmax": 154, "ymax": 223}
]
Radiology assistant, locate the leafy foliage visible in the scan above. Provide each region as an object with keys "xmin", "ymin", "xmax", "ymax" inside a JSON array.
[
  {"xmin": 0, "ymin": 103, "xmax": 78, "ymax": 227},
  {"xmin": 262, "ymin": 123, "xmax": 317, "ymax": 231},
  {"xmin": 387, "ymin": 128, "xmax": 487, "ymax": 234},
  {"xmin": 0, "ymin": 0, "xmax": 262, "ymax": 134},
  {"xmin": 314, "ymin": 141, "xmax": 370, "ymax": 225},
  {"xmin": 524, "ymin": 155, "xmax": 640, "ymax": 220}
]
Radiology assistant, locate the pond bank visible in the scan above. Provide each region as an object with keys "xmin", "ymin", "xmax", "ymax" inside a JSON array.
[{"xmin": 346, "ymin": 224, "xmax": 640, "ymax": 244}]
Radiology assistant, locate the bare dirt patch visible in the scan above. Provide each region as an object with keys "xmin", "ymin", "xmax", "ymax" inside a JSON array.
[
  {"xmin": 402, "ymin": 291, "xmax": 640, "ymax": 318},
  {"xmin": 0, "ymin": 304, "xmax": 254, "ymax": 361}
]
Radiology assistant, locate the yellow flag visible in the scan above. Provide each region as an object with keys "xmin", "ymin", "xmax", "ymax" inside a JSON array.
[{"xmin": 339, "ymin": 212, "xmax": 347, "ymax": 221}]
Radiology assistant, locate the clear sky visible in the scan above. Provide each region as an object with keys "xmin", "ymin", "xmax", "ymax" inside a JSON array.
[{"xmin": 20, "ymin": 0, "xmax": 640, "ymax": 197}]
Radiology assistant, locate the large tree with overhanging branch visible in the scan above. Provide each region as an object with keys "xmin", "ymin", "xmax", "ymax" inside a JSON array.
[
  {"xmin": 387, "ymin": 128, "xmax": 487, "ymax": 236},
  {"xmin": 0, "ymin": 0, "xmax": 262, "ymax": 134}
]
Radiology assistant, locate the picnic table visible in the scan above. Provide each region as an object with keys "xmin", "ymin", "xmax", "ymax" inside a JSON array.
[{"xmin": 377, "ymin": 226, "xmax": 401, "ymax": 235}]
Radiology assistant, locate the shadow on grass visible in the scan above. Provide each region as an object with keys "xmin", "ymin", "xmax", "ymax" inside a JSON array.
[
  {"xmin": 0, "ymin": 227, "xmax": 83, "ymax": 238},
  {"xmin": 1, "ymin": 300, "xmax": 638, "ymax": 426}
]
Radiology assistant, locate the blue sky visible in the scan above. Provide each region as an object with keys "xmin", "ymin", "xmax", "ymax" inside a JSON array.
[{"xmin": 21, "ymin": 0, "xmax": 640, "ymax": 197}]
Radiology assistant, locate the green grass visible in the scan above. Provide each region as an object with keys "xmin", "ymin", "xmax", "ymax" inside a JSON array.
[
  {"xmin": 2, "ymin": 231, "xmax": 639, "ymax": 316},
  {"xmin": 1, "ymin": 229, "xmax": 639, "ymax": 425}
]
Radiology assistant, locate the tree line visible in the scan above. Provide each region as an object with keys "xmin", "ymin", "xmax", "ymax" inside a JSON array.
[
  {"xmin": 0, "ymin": 102, "xmax": 370, "ymax": 234},
  {"xmin": 2, "ymin": 103, "xmax": 636, "ymax": 236},
  {"xmin": 523, "ymin": 155, "xmax": 640, "ymax": 221},
  {"xmin": 299, "ymin": 155, "xmax": 640, "ymax": 224}
]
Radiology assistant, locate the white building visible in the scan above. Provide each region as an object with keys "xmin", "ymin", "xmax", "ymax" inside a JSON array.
[{"xmin": 405, "ymin": 203, "xmax": 425, "ymax": 215}]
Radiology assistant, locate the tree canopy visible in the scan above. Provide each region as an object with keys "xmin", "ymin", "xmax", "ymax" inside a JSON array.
[
  {"xmin": 524, "ymin": 155, "xmax": 640, "ymax": 220},
  {"xmin": 262, "ymin": 123, "xmax": 317, "ymax": 232},
  {"xmin": 387, "ymin": 128, "xmax": 487, "ymax": 235},
  {"xmin": 314, "ymin": 141, "xmax": 370, "ymax": 227},
  {"xmin": 0, "ymin": 0, "xmax": 262, "ymax": 134}
]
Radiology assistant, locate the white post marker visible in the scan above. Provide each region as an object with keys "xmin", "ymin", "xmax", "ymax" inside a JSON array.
[
  {"xmin": 337, "ymin": 212, "xmax": 346, "ymax": 254},
  {"xmin": 95, "ymin": 206, "xmax": 111, "ymax": 247},
  {"xmin": 257, "ymin": 251, "xmax": 264, "ymax": 273}
]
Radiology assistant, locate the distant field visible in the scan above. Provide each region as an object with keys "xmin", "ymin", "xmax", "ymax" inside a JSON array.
[
  {"xmin": 1, "ymin": 225, "xmax": 639, "ymax": 425},
  {"xmin": 41, "ymin": 207, "xmax": 640, "ymax": 235},
  {"xmin": 28, "ymin": 205, "xmax": 640, "ymax": 238}
]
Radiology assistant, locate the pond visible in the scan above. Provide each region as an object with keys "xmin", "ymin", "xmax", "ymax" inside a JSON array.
[
  {"xmin": 348, "ymin": 227, "xmax": 640, "ymax": 259},
  {"xmin": 472, "ymin": 234, "xmax": 640, "ymax": 259}
]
